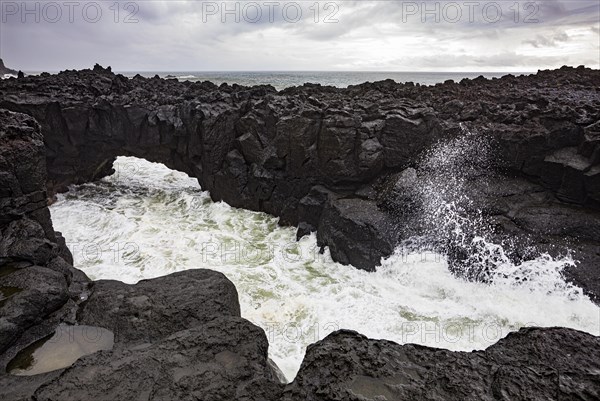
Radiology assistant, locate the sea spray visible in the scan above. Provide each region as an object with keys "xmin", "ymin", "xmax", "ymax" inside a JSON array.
[
  {"xmin": 50, "ymin": 156, "xmax": 599, "ymax": 380},
  {"xmin": 385, "ymin": 125, "xmax": 582, "ymax": 299},
  {"xmin": 416, "ymin": 126, "xmax": 512, "ymax": 280}
]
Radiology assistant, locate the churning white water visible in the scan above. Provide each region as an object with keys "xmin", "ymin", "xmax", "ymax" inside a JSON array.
[{"xmin": 50, "ymin": 156, "xmax": 600, "ymax": 381}]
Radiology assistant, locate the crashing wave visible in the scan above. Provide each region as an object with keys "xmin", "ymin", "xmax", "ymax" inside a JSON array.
[
  {"xmin": 395, "ymin": 125, "xmax": 581, "ymax": 297},
  {"xmin": 163, "ymin": 74, "xmax": 197, "ymax": 80}
]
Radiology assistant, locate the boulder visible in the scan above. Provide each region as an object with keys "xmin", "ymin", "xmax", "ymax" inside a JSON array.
[
  {"xmin": 78, "ymin": 269, "xmax": 241, "ymax": 345},
  {"xmin": 317, "ymin": 198, "xmax": 398, "ymax": 270}
]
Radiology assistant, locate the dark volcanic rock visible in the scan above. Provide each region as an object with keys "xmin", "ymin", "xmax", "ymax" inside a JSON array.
[
  {"xmin": 2, "ymin": 272, "xmax": 283, "ymax": 401},
  {"xmin": 282, "ymin": 327, "xmax": 600, "ymax": 401},
  {"xmin": 0, "ymin": 265, "xmax": 68, "ymax": 353},
  {"xmin": 78, "ymin": 269, "xmax": 241, "ymax": 345},
  {"xmin": 296, "ymin": 185, "xmax": 335, "ymax": 239},
  {"xmin": 1, "ymin": 69, "xmax": 600, "ymax": 400},
  {"xmin": 0, "ymin": 109, "xmax": 79, "ymax": 355},
  {"xmin": 317, "ymin": 198, "xmax": 398, "ymax": 270},
  {"xmin": 1, "ymin": 263, "xmax": 284, "ymax": 400},
  {"xmin": 0, "ymin": 110, "xmax": 49, "ymax": 230},
  {"xmin": 33, "ymin": 316, "xmax": 282, "ymax": 401}
]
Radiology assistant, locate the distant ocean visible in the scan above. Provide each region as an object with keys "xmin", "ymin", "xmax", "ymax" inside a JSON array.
[{"xmin": 119, "ymin": 71, "xmax": 530, "ymax": 90}]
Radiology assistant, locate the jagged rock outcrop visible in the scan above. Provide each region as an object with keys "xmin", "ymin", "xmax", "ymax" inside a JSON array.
[
  {"xmin": 0, "ymin": 110, "xmax": 283, "ymax": 400},
  {"xmin": 0, "ymin": 59, "xmax": 17, "ymax": 76},
  {"xmin": 31, "ymin": 316, "xmax": 281, "ymax": 401},
  {"xmin": 282, "ymin": 327, "xmax": 600, "ymax": 400},
  {"xmin": 0, "ymin": 66, "xmax": 599, "ymax": 301},
  {"xmin": 0, "ymin": 109, "xmax": 78, "ymax": 355}
]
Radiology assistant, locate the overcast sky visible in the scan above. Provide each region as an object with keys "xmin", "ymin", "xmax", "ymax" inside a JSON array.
[{"xmin": 1, "ymin": 0, "xmax": 598, "ymax": 72}]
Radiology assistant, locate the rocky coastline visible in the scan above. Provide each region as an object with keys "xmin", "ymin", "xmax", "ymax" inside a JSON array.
[{"xmin": 1, "ymin": 66, "xmax": 600, "ymax": 399}]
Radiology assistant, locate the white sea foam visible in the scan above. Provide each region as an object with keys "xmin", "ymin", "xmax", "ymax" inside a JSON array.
[{"xmin": 50, "ymin": 156, "xmax": 600, "ymax": 381}]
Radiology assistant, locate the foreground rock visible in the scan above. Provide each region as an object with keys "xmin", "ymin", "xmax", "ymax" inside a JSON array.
[
  {"xmin": 4, "ymin": 271, "xmax": 283, "ymax": 401},
  {"xmin": 283, "ymin": 328, "xmax": 600, "ymax": 400},
  {"xmin": 0, "ymin": 110, "xmax": 283, "ymax": 400},
  {"xmin": 1, "ymin": 271, "xmax": 284, "ymax": 401},
  {"xmin": 1, "ymin": 65, "xmax": 599, "ymax": 299}
]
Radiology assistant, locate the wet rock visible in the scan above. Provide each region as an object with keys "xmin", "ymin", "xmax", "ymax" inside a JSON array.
[
  {"xmin": 377, "ymin": 168, "xmax": 419, "ymax": 216},
  {"xmin": 33, "ymin": 313, "xmax": 282, "ymax": 401},
  {"xmin": 296, "ymin": 222, "xmax": 314, "ymax": 240},
  {"xmin": 317, "ymin": 198, "xmax": 398, "ymax": 271},
  {"xmin": 78, "ymin": 269, "xmax": 241, "ymax": 345},
  {"xmin": 463, "ymin": 175, "xmax": 600, "ymax": 301},
  {"xmin": 0, "ymin": 269, "xmax": 284, "ymax": 401},
  {"xmin": 283, "ymin": 327, "xmax": 600, "ymax": 401},
  {"xmin": 0, "ymin": 110, "xmax": 81, "ymax": 356},
  {"xmin": 297, "ymin": 185, "xmax": 335, "ymax": 238},
  {"xmin": 0, "ymin": 266, "xmax": 68, "ymax": 353}
]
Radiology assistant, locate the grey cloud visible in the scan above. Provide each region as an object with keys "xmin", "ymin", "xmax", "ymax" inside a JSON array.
[
  {"xmin": 406, "ymin": 51, "xmax": 567, "ymax": 69},
  {"xmin": 287, "ymin": 0, "xmax": 598, "ymax": 43},
  {"xmin": 523, "ymin": 31, "xmax": 570, "ymax": 48},
  {"xmin": 0, "ymin": 0, "xmax": 598, "ymax": 71}
]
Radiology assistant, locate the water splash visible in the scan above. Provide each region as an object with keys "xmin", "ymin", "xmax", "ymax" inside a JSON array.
[
  {"xmin": 417, "ymin": 126, "xmax": 493, "ymax": 253},
  {"xmin": 399, "ymin": 126, "xmax": 581, "ymax": 297}
]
